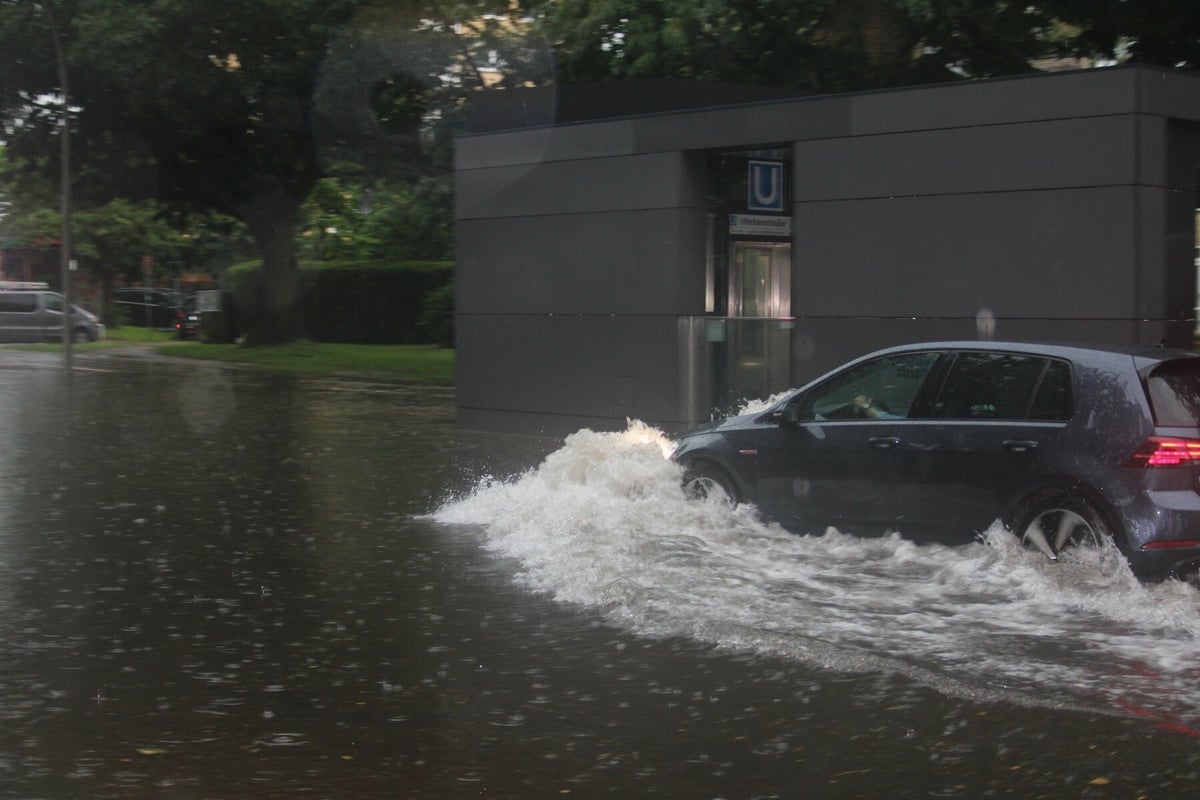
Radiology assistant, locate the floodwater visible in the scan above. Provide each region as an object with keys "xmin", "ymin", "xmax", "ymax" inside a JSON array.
[{"xmin": 2, "ymin": 348, "xmax": 1199, "ymax": 799}]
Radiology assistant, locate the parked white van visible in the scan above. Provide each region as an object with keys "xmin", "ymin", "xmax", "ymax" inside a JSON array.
[{"xmin": 0, "ymin": 286, "xmax": 105, "ymax": 343}]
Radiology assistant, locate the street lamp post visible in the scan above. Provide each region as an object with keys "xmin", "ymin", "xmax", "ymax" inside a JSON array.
[{"xmin": 42, "ymin": 0, "xmax": 72, "ymax": 369}]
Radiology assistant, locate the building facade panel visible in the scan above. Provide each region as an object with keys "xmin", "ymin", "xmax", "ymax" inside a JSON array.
[
  {"xmin": 456, "ymin": 119, "xmax": 639, "ymax": 171},
  {"xmin": 1167, "ymin": 120, "xmax": 1200, "ymax": 188},
  {"xmin": 791, "ymin": 188, "xmax": 1138, "ymax": 319},
  {"xmin": 1138, "ymin": 69, "xmax": 1200, "ymax": 122},
  {"xmin": 457, "ymin": 151, "xmax": 700, "ymax": 220},
  {"xmin": 1136, "ymin": 184, "xmax": 1200, "ymax": 337},
  {"xmin": 456, "ymin": 208, "xmax": 709, "ymax": 316},
  {"xmin": 843, "ymin": 69, "xmax": 1138, "ymax": 136},
  {"xmin": 628, "ymin": 98, "xmax": 854, "ymax": 154},
  {"xmin": 455, "ymin": 314, "xmax": 684, "ymax": 437},
  {"xmin": 793, "ymin": 116, "xmax": 1137, "ymax": 201}
]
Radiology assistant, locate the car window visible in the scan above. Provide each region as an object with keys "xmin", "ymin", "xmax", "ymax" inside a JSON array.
[
  {"xmin": 0, "ymin": 293, "xmax": 37, "ymax": 313},
  {"xmin": 930, "ymin": 352, "xmax": 1071, "ymax": 420},
  {"xmin": 1147, "ymin": 359, "xmax": 1200, "ymax": 426},
  {"xmin": 43, "ymin": 293, "xmax": 64, "ymax": 313},
  {"xmin": 1027, "ymin": 359, "xmax": 1073, "ymax": 420},
  {"xmin": 798, "ymin": 352, "xmax": 940, "ymax": 421}
]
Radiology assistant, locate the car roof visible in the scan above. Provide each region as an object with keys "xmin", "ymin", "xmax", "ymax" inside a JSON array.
[{"xmin": 863, "ymin": 339, "xmax": 1200, "ymax": 364}]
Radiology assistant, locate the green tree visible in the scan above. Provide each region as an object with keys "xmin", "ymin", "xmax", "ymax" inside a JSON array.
[
  {"xmin": 1045, "ymin": 0, "xmax": 1200, "ymax": 69},
  {"xmin": 361, "ymin": 177, "xmax": 454, "ymax": 261},
  {"xmin": 73, "ymin": 201, "xmax": 253, "ymax": 305},
  {"xmin": 298, "ymin": 175, "xmax": 370, "ymax": 262},
  {"xmin": 72, "ymin": 200, "xmax": 171, "ymax": 289},
  {"xmin": 297, "ymin": 173, "xmax": 453, "ymax": 263},
  {"xmin": 0, "ymin": 145, "xmax": 11, "ymax": 234},
  {"xmin": 896, "ymin": 1, "xmax": 1055, "ymax": 81},
  {"xmin": 0, "ymin": 0, "xmax": 541, "ymax": 343},
  {"xmin": 531, "ymin": 0, "xmax": 1200, "ymax": 91},
  {"xmin": 530, "ymin": 0, "xmax": 950, "ymax": 91}
]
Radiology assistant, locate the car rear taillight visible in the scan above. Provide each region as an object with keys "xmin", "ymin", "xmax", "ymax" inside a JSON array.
[{"xmin": 1126, "ymin": 437, "xmax": 1200, "ymax": 467}]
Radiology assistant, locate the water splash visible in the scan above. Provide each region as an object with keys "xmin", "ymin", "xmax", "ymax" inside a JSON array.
[
  {"xmin": 433, "ymin": 420, "xmax": 1200, "ymax": 732},
  {"xmin": 737, "ymin": 392, "xmax": 791, "ymax": 416}
]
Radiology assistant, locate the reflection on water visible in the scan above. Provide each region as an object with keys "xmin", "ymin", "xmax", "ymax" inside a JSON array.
[
  {"xmin": 2, "ymin": 350, "xmax": 1200, "ymax": 799},
  {"xmin": 0, "ymin": 354, "xmax": 553, "ymax": 797}
]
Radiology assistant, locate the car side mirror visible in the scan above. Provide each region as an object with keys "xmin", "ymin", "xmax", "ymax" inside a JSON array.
[{"xmin": 772, "ymin": 402, "xmax": 803, "ymax": 426}]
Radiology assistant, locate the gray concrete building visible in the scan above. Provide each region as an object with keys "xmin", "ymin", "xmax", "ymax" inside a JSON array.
[{"xmin": 455, "ymin": 66, "xmax": 1200, "ymax": 437}]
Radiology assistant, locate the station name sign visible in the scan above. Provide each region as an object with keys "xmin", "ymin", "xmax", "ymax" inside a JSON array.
[{"xmin": 728, "ymin": 213, "xmax": 792, "ymax": 238}]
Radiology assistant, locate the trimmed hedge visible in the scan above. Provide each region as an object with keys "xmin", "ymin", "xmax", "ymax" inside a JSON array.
[
  {"xmin": 418, "ymin": 281, "xmax": 455, "ymax": 348},
  {"xmin": 224, "ymin": 259, "xmax": 454, "ymax": 344}
]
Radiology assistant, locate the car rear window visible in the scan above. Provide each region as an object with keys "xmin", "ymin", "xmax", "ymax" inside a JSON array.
[{"xmin": 1147, "ymin": 360, "xmax": 1200, "ymax": 426}]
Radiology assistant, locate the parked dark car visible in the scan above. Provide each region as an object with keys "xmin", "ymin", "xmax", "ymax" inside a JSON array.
[
  {"xmin": 114, "ymin": 287, "xmax": 183, "ymax": 329},
  {"xmin": 174, "ymin": 296, "xmax": 200, "ymax": 340},
  {"xmin": 671, "ymin": 341, "xmax": 1200, "ymax": 584}
]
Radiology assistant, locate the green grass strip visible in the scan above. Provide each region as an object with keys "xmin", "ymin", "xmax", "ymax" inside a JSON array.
[
  {"xmin": 161, "ymin": 341, "xmax": 455, "ymax": 385},
  {"xmin": 3, "ymin": 328, "xmax": 455, "ymax": 386}
]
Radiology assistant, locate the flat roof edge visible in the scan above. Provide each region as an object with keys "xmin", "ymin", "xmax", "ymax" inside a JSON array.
[{"xmin": 457, "ymin": 64, "xmax": 1200, "ymax": 140}]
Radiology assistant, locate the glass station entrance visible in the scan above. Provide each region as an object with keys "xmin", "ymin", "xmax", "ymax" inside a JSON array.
[
  {"xmin": 727, "ymin": 241, "xmax": 792, "ymax": 404},
  {"xmin": 679, "ymin": 150, "xmax": 796, "ymax": 424}
]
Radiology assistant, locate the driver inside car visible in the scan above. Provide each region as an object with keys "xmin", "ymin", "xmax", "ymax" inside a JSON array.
[{"xmin": 853, "ymin": 394, "xmax": 899, "ymax": 418}]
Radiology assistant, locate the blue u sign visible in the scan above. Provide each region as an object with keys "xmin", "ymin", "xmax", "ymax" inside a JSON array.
[{"xmin": 748, "ymin": 160, "xmax": 784, "ymax": 212}]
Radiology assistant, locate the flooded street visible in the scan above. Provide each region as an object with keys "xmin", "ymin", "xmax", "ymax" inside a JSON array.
[{"xmin": 2, "ymin": 349, "xmax": 1200, "ymax": 799}]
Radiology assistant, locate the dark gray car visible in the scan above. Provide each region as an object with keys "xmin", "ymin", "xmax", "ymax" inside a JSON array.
[
  {"xmin": 0, "ymin": 289, "xmax": 104, "ymax": 343},
  {"xmin": 671, "ymin": 341, "xmax": 1200, "ymax": 584},
  {"xmin": 114, "ymin": 287, "xmax": 183, "ymax": 329}
]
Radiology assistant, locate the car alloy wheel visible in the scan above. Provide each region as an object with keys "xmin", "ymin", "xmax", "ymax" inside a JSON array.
[
  {"xmin": 1012, "ymin": 490, "xmax": 1107, "ymax": 562},
  {"xmin": 681, "ymin": 463, "xmax": 738, "ymax": 506}
]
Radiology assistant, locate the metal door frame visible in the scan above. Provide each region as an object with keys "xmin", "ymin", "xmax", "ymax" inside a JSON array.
[{"xmin": 729, "ymin": 241, "xmax": 791, "ymax": 318}]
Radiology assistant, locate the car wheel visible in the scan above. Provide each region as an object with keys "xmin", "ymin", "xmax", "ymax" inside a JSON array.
[
  {"xmin": 1010, "ymin": 489, "xmax": 1109, "ymax": 562},
  {"xmin": 681, "ymin": 462, "xmax": 738, "ymax": 506},
  {"xmin": 72, "ymin": 327, "xmax": 92, "ymax": 344}
]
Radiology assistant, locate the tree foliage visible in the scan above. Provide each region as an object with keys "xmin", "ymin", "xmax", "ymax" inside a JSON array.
[
  {"xmin": 529, "ymin": 0, "xmax": 1045, "ymax": 91},
  {"xmin": 1044, "ymin": 0, "xmax": 1200, "ymax": 68},
  {"xmin": 297, "ymin": 173, "xmax": 453, "ymax": 263},
  {"xmin": 0, "ymin": 0, "xmax": 543, "ymax": 343},
  {"xmin": 531, "ymin": 0, "xmax": 1200, "ymax": 92}
]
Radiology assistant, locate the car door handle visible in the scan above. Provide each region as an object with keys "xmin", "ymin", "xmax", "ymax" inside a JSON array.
[
  {"xmin": 868, "ymin": 436, "xmax": 901, "ymax": 449},
  {"xmin": 1002, "ymin": 440, "xmax": 1039, "ymax": 453}
]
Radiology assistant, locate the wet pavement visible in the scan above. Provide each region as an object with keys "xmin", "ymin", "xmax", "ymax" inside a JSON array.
[{"xmin": 1, "ymin": 347, "xmax": 1199, "ymax": 799}]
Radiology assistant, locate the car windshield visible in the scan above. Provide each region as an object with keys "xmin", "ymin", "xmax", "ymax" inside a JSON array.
[{"xmin": 1146, "ymin": 359, "xmax": 1200, "ymax": 426}]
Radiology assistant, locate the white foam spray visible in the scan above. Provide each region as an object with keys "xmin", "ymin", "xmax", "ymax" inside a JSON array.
[{"xmin": 433, "ymin": 420, "xmax": 1200, "ymax": 733}]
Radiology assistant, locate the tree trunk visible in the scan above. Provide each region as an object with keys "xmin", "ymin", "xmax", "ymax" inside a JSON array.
[{"xmin": 240, "ymin": 188, "xmax": 302, "ymax": 345}]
